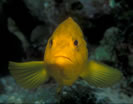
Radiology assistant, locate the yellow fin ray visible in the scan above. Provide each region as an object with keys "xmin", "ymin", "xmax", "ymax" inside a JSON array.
[
  {"xmin": 9, "ymin": 61, "xmax": 49, "ymax": 89},
  {"xmin": 80, "ymin": 60, "xmax": 123, "ymax": 87}
]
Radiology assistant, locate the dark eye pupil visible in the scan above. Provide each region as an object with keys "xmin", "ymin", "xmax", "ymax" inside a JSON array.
[
  {"xmin": 49, "ymin": 39, "xmax": 53, "ymax": 47},
  {"xmin": 74, "ymin": 40, "xmax": 78, "ymax": 46}
]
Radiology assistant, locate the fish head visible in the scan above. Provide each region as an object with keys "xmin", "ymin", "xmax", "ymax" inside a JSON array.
[{"xmin": 44, "ymin": 17, "xmax": 88, "ymax": 85}]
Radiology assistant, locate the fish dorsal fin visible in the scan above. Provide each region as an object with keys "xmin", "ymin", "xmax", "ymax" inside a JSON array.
[
  {"xmin": 9, "ymin": 61, "xmax": 49, "ymax": 89},
  {"xmin": 80, "ymin": 60, "xmax": 122, "ymax": 87}
]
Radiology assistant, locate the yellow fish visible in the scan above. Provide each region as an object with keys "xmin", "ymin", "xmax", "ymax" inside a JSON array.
[{"xmin": 9, "ymin": 17, "xmax": 122, "ymax": 92}]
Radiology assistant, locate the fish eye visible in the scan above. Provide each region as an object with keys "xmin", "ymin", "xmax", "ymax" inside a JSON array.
[
  {"xmin": 49, "ymin": 39, "xmax": 53, "ymax": 47},
  {"xmin": 74, "ymin": 40, "xmax": 78, "ymax": 46}
]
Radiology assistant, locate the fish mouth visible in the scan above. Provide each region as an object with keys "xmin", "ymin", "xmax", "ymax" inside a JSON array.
[{"xmin": 54, "ymin": 56, "xmax": 73, "ymax": 63}]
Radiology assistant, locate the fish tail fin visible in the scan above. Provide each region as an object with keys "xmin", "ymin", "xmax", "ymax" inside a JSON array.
[
  {"xmin": 8, "ymin": 61, "xmax": 49, "ymax": 89},
  {"xmin": 80, "ymin": 60, "xmax": 123, "ymax": 87}
]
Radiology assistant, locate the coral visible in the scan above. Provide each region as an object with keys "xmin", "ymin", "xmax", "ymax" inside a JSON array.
[
  {"xmin": 0, "ymin": 76, "xmax": 57, "ymax": 103},
  {"xmin": 94, "ymin": 77, "xmax": 133, "ymax": 104},
  {"xmin": 8, "ymin": 18, "xmax": 30, "ymax": 53},
  {"xmin": 0, "ymin": 0, "xmax": 133, "ymax": 104},
  {"xmin": 30, "ymin": 25, "xmax": 51, "ymax": 53},
  {"xmin": 0, "ymin": 76, "xmax": 97, "ymax": 104},
  {"xmin": 23, "ymin": 0, "xmax": 112, "ymax": 25},
  {"xmin": 0, "ymin": 76, "xmax": 132, "ymax": 104},
  {"xmin": 90, "ymin": 27, "xmax": 122, "ymax": 62},
  {"xmin": 59, "ymin": 80, "xmax": 96, "ymax": 104}
]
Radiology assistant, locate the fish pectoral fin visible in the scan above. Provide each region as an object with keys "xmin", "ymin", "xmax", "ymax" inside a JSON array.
[
  {"xmin": 8, "ymin": 61, "xmax": 49, "ymax": 89},
  {"xmin": 80, "ymin": 60, "xmax": 123, "ymax": 87}
]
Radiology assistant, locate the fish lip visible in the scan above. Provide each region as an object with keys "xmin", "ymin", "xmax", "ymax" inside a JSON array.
[{"xmin": 54, "ymin": 56, "xmax": 73, "ymax": 63}]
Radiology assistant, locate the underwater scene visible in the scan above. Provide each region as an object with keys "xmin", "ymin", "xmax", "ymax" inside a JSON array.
[{"xmin": 0, "ymin": 0, "xmax": 133, "ymax": 104}]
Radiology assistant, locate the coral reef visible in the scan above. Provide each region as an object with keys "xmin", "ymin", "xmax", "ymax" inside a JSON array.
[
  {"xmin": 0, "ymin": 0, "xmax": 133, "ymax": 104},
  {"xmin": 0, "ymin": 76, "xmax": 57, "ymax": 103},
  {"xmin": 90, "ymin": 27, "xmax": 122, "ymax": 62},
  {"xmin": 23, "ymin": 0, "xmax": 112, "ymax": 25}
]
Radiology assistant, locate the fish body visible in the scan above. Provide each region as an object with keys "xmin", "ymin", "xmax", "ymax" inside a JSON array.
[{"xmin": 9, "ymin": 17, "xmax": 122, "ymax": 90}]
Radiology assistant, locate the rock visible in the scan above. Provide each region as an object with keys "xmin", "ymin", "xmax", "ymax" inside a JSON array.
[
  {"xmin": 90, "ymin": 27, "xmax": 122, "ymax": 62},
  {"xmin": 0, "ymin": 76, "xmax": 57, "ymax": 103},
  {"xmin": 23, "ymin": 0, "xmax": 112, "ymax": 25}
]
